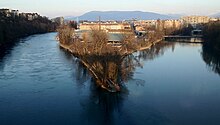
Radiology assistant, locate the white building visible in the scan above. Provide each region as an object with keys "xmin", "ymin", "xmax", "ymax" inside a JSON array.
[
  {"xmin": 11, "ymin": 10, "xmax": 19, "ymax": 17},
  {"xmin": 51, "ymin": 17, "xmax": 64, "ymax": 25}
]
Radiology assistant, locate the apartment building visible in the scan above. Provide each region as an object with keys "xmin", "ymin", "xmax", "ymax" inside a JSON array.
[
  {"xmin": 79, "ymin": 21, "xmax": 131, "ymax": 31},
  {"xmin": 181, "ymin": 16, "xmax": 210, "ymax": 25}
]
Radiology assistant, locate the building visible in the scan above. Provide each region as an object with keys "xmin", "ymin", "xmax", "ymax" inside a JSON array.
[
  {"xmin": 163, "ymin": 20, "xmax": 182, "ymax": 29},
  {"xmin": 32, "ymin": 13, "xmax": 39, "ymax": 19},
  {"xmin": 0, "ymin": 9, "xmax": 11, "ymax": 13},
  {"xmin": 51, "ymin": 17, "xmax": 64, "ymax": 26},
  {"xmin": 79, "ymin": 21, "xmax": 132, "ymax": 31},
  {"xmin": 210, "ymin": 18, "xmax": 219, "ymax": 22},
  {"xmin": 11, "ymin": 10, "xmax": 19, "ymax": 17},
  {"xmin": 0, "ymin": 8, "xmax": 43, "ymax": 21},
  {"xmin": 19, "ymin": 13, "xmax": 39, "ymax": 20},
  {"xmin": 181, "ymin": 16, "xmax": 210, "ymax": 25},
  {"xmin": 0, "ymin": 9, "xmax": 19, "ymax": 18},
  {"xmin": 0, "ymin": 9, "xmax": 12, "ymax": 17},
  {"xmin": 134, "ymin": 19, "xmax": 182, "ymax": 31},
  {"xmin": 76, "ymin": 21, "xmax": 134, "ymax": 43},
  {"xmin": 26, "ymin": 13, "xmax": 39, "ymax": 20},
  {"xmin": 27, "ymin": 14, "xmax": 33, "ymax": 20},
  {"xmin": 134, "ymin": 20, "xmax": 157, "ymax": 31}
]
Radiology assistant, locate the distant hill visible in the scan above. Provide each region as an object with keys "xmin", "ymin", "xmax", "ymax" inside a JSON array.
[
  {"xmin": 211, "ymin": 13, "xmax": 220, "ymax": 18},
  {"xmin": 65, "ymin": 11, "xmax": 178, "ymax": 21},
  {"xmin": 167, "ymin": 14, "xmax": 184, "ymax": 19}
]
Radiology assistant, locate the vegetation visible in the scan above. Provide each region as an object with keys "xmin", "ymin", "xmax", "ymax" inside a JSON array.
[
  {"xmin": 58, "ymin": 27, "xmax": 140, "ymax": 56},
  {"xmin": 68, "ymin": 21, "xmax": 77, "ymax": 29},
  {"xmin": 171, "ymin": 24, "xmax": 194, "ymax": 36},
  {"xmin": 203, "ymin": 21, "xmax": 220, "ymax": 52},
  {"xmin": 202, "ymin": 45, "xmax": 220, "ymax": 76},
  {"xmin": 57, "ymin": 25, "xmax": 164, "ymax": 92},
  {"xmin": 146, "ymin": 29, "xmax": 164, "ymax": 42},
  {"xmin": 0, "ymin": 12, "xmax": 57, "ymax": 49},
  {"xmin": 57, "ymin": 25, "xmax": 74, "ymax": 45},
  {"xmin": 71, "ymin": 41, "xmax": 175, "ymax": 92},
  {"xmin": 201, "ymin": 21, "xmax": 220, "ymax": 76}
]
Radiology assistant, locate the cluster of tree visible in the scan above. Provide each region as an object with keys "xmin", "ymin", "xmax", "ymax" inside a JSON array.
[
  {"xmin": 0, "ymin": 12, "xmax": 58, "ymax": 49},
  {"xmin": 169, "ymin": 24, "xmax": 194, "ymax": 36},
  {"xmin": 57, "ymin": 24, "xmax": 177, "ymax": 92},
  {"xmin": 57, "ymin": 25, "xmax": 74, "ymax": 45},
  {"xmin": 201, "ymin": 21, "xmax": 220, "ymax": 76},
  {"xmin": 58, "ymin": 21, "xmax": 169, "ymax": 57},
  {"xmin": 203, "ymin": 21, "xmax": 220, "ymax": 52},
  {"xmin": 146, "ymin": 29, "xmax": 164, "ymax": 41},
  {"xmin": 57, "ymin": 26, "xmax": 139, "ymax": 91},
  {"xmin": 68, "ymin": 21, "xmax": 77, "ymax": 29},
  {"xmin": 144, "ymin": 20, "xmax": 193, "ymax": 36},
  {"xmin": 72, "ymin": 50, "xmax": 145, "ymax": 92},
  {"xmin": 58, "ymin": 25, "xmax": 139, "ymax": 56},
  {"xmin": 71, "ymin": 41, "xmax": 174, "ymax": 92}
]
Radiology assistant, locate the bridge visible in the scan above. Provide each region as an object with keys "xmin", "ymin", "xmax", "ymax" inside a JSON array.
[
  {"xmin": 164, "ymin": 35, "xmax": 203, "ymax": 43},
  {"xmin": 164, "ymin": 29, "xmax": 204, "ymax": 43}
]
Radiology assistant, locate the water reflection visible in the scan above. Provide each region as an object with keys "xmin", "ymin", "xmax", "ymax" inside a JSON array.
[
  {"xmin": 202, "ymin": 45, "xmax": 220, "ymax": 76},
  {"xmin": 71, "ymin": 42, "xmax": 176, "ymax": 93},
  {"xmin": 70, "ymin": 42, "xmax": 176, "ymax": 93},
  {"xmin": 0, "ymin": 44, "xmax": 15, "ymax": 70},
  {"xmin": 68, "ymin": 42, "xmax": 175, "ymax": 125},
  {"xmin": 80, "ymin": 87, "xmax": 128, "ymax": 125},
  {"xmin": 0, "ymin": 44, "xmax": 13, "ymax": 61},
  {"xmin": 77, "ymin": 81, "xmax": 170, "ymax": 125},
  {"xmin": 137, "ymin": 42, "xmax": 175, "ymax": 61},
  {"xmin": 69, "ymin": 53, "xmax": 130, "ymax": 124},
  {"xmin": 3, "ymin": 33, "xmax": 219, "ymax": 125}
]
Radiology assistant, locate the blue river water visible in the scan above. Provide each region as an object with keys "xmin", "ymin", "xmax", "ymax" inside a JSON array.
[{"xmin": 0, "ymin": 32, "xmax": 220, "ymax": 125}]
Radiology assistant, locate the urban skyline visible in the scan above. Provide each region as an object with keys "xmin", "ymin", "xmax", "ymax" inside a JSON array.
[{"xmin": 1, "ymin": 0, "xmax": 220, "ymax": 17}]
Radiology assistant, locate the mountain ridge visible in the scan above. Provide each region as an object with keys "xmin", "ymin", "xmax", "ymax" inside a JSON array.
[
  {"xmin": 211, "ymin": 12, "xmax": 220, "ymax": 18},
  {"xmin": 65, "ymin": 11, "xmax": 181, "ymax": 21}
]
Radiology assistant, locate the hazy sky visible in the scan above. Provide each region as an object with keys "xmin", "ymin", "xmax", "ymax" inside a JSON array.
[{"xmin": 1, "ymin": 0, "xmax": 220, "ymax": 17}]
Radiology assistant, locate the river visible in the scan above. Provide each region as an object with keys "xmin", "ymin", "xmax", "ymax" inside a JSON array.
[{"xmin": 0, "ymin": 32, "xmax": 220, "ymax": 125}]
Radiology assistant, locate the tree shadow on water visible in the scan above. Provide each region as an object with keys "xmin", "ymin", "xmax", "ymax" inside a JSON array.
[
  {"xmin": 79, "ymin": 84, "xmax": 129, "ymax": 125},
  {"xmin": 70, "ymin": 43, "xmax": 176, "ymax": 125},
  {"xmin": 201, "ymin": 44, "xmax": 220, "ymax": 76}
]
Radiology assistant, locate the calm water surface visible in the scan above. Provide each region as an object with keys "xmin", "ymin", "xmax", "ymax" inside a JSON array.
[{"xmin": 0, "ymin": 33, "xmax": 220, "ymax": 125}]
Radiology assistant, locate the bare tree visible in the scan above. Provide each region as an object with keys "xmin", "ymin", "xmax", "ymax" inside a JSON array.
[
  {"xmin": 90, "ymin": 28, "xmax": 108, "ymax": 55},
  {"xmin": 120, "ymin": 32, "xmax": 136, "ymax": 54},
  {"xmin": 57, "ymin": 25, "xmax": 74, "ymax": 45}
]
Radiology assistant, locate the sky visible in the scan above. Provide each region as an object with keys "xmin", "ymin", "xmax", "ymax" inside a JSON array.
[{"xmin": 0, "ymin": 0, "xmax": 220, "ymax": 18}]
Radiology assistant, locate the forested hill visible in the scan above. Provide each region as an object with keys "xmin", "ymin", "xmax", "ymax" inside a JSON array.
[{"xmin": 0, "ymin": 11, "xmax": 57, "ymax": 49}]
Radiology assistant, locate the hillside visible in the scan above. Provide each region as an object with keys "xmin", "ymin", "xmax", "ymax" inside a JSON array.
[
  {"xmin": 211, "ymin": 13, "xmax": 220, "ymax": 18},
  {"xmin": 66, "ymin": 11, "xmax": 177, "ymax": 21}
]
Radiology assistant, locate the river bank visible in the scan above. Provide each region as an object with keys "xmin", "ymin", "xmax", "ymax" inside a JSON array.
[
  {"xmin": 0, "ymin": 12, "xmax": 57, "ymax": 51},
  {"xmin": 59, "ymin": 38, "xmax": 163, "ymax": 57},
  {"xmin": 137, "ymin": 39, "xmax": 162, "ymax": 51},
  {"xmin": 58, "ymin": 38, "xmax": 163, "ymax": 92}
]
